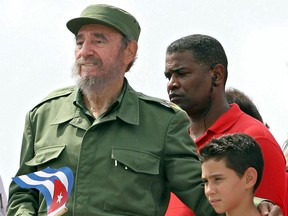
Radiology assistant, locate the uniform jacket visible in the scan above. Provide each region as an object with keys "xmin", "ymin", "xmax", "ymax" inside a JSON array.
[{"xmin": 7, "ymin": 79, "xmax": 218, "ymax": 216}]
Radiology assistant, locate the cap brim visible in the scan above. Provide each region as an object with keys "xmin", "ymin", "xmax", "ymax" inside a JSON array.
[{"xmin": 66, "ymin": 17, "xmax": 121, "ymax": 35}]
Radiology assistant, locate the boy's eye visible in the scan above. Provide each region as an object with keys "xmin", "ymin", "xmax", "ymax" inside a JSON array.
[
  {"xmin": 213, "ymin": 177, "xmax": 223, "ymax": 184},
  {"xmin": 201, "ymin": 179, "xmax": 208, "ymax": 186}
]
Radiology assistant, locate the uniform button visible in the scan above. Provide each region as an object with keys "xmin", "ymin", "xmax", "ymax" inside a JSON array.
[{"xmin": 76, "ymin": 118, "xmax": 82, "ymax": 123}]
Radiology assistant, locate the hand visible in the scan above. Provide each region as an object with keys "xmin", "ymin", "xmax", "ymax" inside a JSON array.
[{"xmin": 257, "ymin": 200, "xmax": 283, "ymax": 216}]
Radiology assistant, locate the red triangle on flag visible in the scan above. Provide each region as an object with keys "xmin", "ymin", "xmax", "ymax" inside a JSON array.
[{"xmin": 48, "ymin": 179, "xmax": 68, "ymax": 214}]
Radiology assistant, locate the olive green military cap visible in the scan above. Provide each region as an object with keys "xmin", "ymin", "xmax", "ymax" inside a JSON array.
[{"xmin": 66, "ymin": 4, "xmax": 141, "ymax": 41}]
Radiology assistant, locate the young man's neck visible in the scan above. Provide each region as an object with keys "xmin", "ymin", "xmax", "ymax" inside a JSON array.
[{"xmin": 188, "ymin": 100, "xmax": 230, "ymax": 140}]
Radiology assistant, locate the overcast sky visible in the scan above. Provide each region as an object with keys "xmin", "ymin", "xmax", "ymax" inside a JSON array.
[{"xmin": 1, "ymin": 0, "xmax": 288, "ymax": 195}]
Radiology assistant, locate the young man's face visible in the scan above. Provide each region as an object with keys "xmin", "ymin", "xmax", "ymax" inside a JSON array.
[
  {"xmin": 201, "ymin": 159, "xmax": 247, "ymax": 214},
  {"xmin": 164, "ymin": 51, "xmax": 213, "ymax": 117}
]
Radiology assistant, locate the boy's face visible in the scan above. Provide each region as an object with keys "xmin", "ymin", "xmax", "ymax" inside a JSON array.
[{"xmin": 201, "ymin": 159, "xmax": 247, "ymax": 214}]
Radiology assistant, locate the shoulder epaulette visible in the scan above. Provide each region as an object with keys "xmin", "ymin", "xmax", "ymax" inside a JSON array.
[
  {"xmin": 137, "ymin": 92, "xmax": 182, "ymax": 112},
  {"xmin": 32, "ymin": 86, "xmax": 76, "ymax": 109},
  {"xmin": 159, "ymin": 99, "xmax": 182, "ymax": 111}
]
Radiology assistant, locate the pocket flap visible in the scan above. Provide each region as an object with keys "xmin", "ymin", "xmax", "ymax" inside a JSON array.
[
  {"xmin": 25, "ymin": 145, "xmax": 66, "ymax": 166},
  {"xmin": 112, "ymin": 147, "xmax": 160, "ymax": 174}
]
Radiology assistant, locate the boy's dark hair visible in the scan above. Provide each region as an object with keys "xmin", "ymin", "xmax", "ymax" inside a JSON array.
[{"xmin": 199, "ymin": 133, "xmax": 264, "ymax": 191}]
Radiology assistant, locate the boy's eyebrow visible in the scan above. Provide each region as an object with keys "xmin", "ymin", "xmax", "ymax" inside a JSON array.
[
  {"xmin": 209, "ymin": 173, "xmax": 224, "ymax": 179},
  {"xmin": 202, "ymin": 173, "xmax": 224, "ymax": 180}
]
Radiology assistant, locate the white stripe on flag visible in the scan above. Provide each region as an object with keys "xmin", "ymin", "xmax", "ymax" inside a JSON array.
[
  {"xmin": 19, "ymin": 175, "xmax": 54, "ymax": 197},
  {"xmin": 37, "ymin": 170, "xmax": 69, "ymax": 191}
]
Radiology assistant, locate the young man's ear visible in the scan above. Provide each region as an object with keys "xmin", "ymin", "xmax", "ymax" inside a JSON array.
[
  {"xmin": 244, "ymin": 167, "xmax": 258, "ymax": 189},
  {"xmin": 210, "ymin": 63, "xmax": 225, "ymax": 87}
]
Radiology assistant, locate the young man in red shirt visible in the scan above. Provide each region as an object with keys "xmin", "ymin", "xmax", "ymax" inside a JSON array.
[{"xmin": 164, "ymin": 34, "xmax": 287, "ymax": 216}]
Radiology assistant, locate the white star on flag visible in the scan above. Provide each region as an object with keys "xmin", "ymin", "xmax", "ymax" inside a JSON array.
[
  {"xmin": 57, "ymin": 192, "xmax": 63, "ymax": 203},
  {"xmin": 12, "ymin": 167, "xmax": 74, "ymax": 216}
]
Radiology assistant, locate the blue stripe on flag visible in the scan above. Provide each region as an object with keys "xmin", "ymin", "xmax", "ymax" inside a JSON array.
[
  {"xmin": 13, "ymin": 166, "xmax": 74, "ymax": 210},
  {"xmin": 12, "ymin": 176, "xmax": 53, "ymax": 207}
]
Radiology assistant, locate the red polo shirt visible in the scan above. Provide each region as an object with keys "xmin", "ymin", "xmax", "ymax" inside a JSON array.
[{"xmin": 166, "ymin": 104, "xmax": 286, "ymax": 215}]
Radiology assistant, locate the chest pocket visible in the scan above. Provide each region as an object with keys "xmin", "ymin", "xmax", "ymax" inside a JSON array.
[
  {"xmin": 25, "ymin": 145, "xmax": 65, "ymax": 166},
  {"xmin": 111, "ymin": 147, "xmax": 160, "ymax": 175}
]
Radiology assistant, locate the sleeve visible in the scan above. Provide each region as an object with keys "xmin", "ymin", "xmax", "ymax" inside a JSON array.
[
  {"xmin": 6, "ymin": 112, "xmax": 39, "ymax": 215},
  {"xmin": 251, "ymin": 135, "xmax": 286, "ymax": 214},
  {"xmin": 164, "ymin": 110, "xmax": 222, "ymax": 216}
]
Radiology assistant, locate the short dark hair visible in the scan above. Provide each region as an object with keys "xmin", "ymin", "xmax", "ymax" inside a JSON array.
[
  {"xmin": 199, "ymin": 133, "xmax": 264, "ymax": 191},
  {"xmin": 166, "ymin": 34, "xmax": 228, "ymax": 83}
]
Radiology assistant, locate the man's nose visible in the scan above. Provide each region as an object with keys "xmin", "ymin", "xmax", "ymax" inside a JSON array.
[
  {"xmin": 167, "ymin": 75, "xmax": 179, "ymax": 91},
  {"xmin": 78, "ymin": 41, "xmax": 94, "ymax": 58}
]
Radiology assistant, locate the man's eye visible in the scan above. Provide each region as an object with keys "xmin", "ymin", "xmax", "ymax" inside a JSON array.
[
  {"xmin": 164, "ymin": 73, "xmax": 171, "ymax": 80},
  {"xmin": 177, "ymin": 71, "xmax": 186, "ymax": 76},
  {"xmin": 76, "ymin": 41, "xmax": 83, "ymax": 46},
  {"xmin": 95, "ymin": 40, "xmax": 103, "ymax": 44},
  {"xmin": 93, "ymin": 40, "xmax": 106, "ymax": 45}
]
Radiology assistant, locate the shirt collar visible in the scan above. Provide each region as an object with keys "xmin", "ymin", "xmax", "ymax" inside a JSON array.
[{"xmin": 207, "ymin": 103, "xmax": 242, "ymax": 133}]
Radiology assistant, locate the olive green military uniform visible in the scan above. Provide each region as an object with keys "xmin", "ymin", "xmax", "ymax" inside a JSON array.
[{"xmin": 7, "ymin": 79, "xmax": 217, "ymax": 216}]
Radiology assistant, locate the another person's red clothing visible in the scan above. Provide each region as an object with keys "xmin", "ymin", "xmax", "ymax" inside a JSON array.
[
  {"xmin": 286, "ymin": 174, "xmax": 288, "ymax": 216},
  {"xmin": 165, "ymin": 193, "xmax": 194, "ymax": 216},
  {"xmin": 166, "ymin": 104, "xmax": 286, "ymax": 215}
]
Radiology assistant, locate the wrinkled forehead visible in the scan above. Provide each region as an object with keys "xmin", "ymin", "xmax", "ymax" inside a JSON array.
[{"xmin": 77, "ymin": 23, "xmax": 122, "ymax": 37}]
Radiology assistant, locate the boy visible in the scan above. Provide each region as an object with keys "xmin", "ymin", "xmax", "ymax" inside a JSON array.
[{"xmin": 199, "ymin": 133, "xmax": 264, "ymax": 216}]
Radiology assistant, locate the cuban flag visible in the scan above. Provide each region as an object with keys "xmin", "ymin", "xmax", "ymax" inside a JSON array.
[{"xmin": 13, "ymin": 167, "xmax": 74, "ymax": 216}]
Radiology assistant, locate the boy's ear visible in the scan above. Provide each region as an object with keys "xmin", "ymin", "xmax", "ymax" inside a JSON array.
[{"xmin": 244, "ymin": 167, "xmax": 258, "ymax": 189}]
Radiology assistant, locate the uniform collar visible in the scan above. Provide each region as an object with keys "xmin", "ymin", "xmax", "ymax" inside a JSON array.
[
  {"xmin": 51, "ymin": 78, "xmax": 139, "ymax": 127},
  {"xmin": 116, "ymin": 81, "xmax": 139, "ymax": 125}
]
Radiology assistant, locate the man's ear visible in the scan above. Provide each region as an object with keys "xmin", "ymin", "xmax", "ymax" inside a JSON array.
[
  {"xmin": 243, "ymin": 167, "xmax": 258, "ymax": 189},
  {"xmin": 210, "ymin": 64, "xmax": 225, "ymax": 87},
  {"xmin": 124, "ymin": 40, "xmax": 138, "ymax": 63}
]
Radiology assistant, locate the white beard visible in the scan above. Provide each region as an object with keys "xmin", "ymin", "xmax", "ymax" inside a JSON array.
[{"xmin": 71, "ymin": 57, "xmax": 124, "ymax": 98}]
